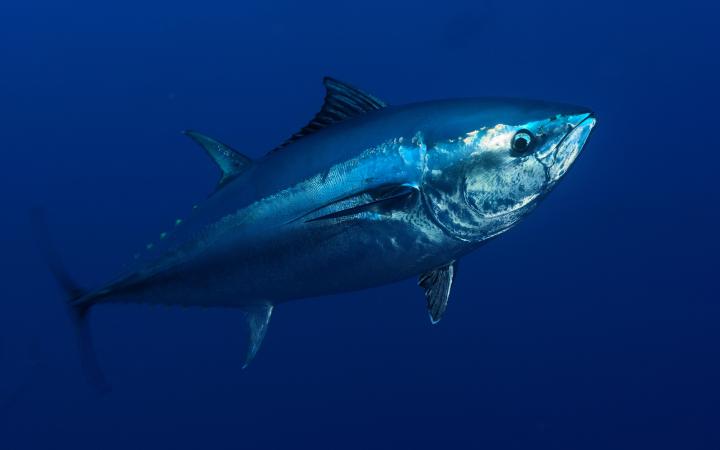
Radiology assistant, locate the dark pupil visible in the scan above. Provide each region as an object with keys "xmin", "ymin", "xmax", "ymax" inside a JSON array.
[{"xmin": 515, "ymin": 136, "xmax": 528, "ymax": 150}]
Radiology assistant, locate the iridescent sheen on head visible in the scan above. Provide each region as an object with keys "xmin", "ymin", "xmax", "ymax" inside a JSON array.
[{"xmin": 421, "ymin": 99, "xmax": 596, "ymax": 241}]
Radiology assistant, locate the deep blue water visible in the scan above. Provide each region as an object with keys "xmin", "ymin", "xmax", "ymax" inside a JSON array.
[{"xmin": 2, "ymin": 0, "xmax": 719, "ymax": 448}]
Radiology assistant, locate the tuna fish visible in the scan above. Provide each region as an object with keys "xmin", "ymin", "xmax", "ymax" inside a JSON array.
[{"xmin": 37, "ymin": 77, "xmax": 596, "ymax": 386}]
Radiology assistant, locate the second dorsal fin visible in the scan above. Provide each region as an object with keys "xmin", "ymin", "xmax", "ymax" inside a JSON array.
[
  {"xmin": 183, "ymin": 130, "xmax": 253, "ymax": 189},
  {"xmin": 271, "ymin": 77, "xmax": 387, "ymax": 152}
]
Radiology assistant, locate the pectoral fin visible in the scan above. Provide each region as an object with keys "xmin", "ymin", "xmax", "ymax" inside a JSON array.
[
  {"xmin": 297, "ymin": 183, "xmax": 419, "ymax": 223},
  {"xmin": 242, "ymin": 304, "xmax": 273, "ymax": 369},
  {"xmin": 418, "ymin": 262, "xmax": 456, "ymax": 324}
]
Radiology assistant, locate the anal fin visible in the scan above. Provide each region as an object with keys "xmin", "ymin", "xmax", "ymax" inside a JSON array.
[{"xmin": 242, "ymin": 304, "xmax": 273, "ymax": 369}]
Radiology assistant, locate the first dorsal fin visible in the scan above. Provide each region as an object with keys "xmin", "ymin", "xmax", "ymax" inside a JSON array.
[
  {"xmin": 271, "ymin": 77, "xmax": 388, "ymax": 152},
  {"xmin": 183, "ymin": 130, "xmax": 253, "ymax": 188}
]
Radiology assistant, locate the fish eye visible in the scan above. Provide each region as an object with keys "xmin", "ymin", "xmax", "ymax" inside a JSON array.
[{"xmin": 511, "ymin": 130, "xmax": 534, "ymax": 155}]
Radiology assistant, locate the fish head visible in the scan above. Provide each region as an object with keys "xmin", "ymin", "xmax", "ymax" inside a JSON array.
[{"xmin": 422, "ymin": 99, "xmax": 596, "ymax": 241}]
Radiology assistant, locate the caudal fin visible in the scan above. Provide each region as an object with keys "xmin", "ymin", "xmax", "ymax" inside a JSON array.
[{"xmin": 30, "ymin": 208, "xmax": 111, "ymax": 393}]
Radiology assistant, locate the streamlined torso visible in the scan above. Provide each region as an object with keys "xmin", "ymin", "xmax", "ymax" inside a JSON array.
[{"xmin": 107, "ymin": 107, "xmax": 471, "ymax": 307}]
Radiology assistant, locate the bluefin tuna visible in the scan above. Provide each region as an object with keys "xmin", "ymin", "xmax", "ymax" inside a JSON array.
[{"xmin": 38, "ymin": 78, "xmax": 596, "ymax": 386}]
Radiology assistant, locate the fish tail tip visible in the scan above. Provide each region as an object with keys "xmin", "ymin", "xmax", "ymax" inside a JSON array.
[{"xmin": 30, "ymin": 209, "xmax": 110, "ymax": 391}]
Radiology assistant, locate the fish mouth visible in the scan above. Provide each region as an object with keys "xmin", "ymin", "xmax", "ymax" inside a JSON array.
[{"xmin": 543, "ymin": 112, "xmax": 597, "ymax": 181}]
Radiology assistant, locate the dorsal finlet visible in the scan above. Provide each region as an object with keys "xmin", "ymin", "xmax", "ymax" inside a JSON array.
[
  {"xmin": 270, "ymin": 77, "xmax": 388, "ymax": 153},
  {"xmin": 182, "ymin": 130, "xmax": 253, "ymax": 188}
]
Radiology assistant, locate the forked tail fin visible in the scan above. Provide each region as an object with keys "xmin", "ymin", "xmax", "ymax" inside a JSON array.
[{"xmin": 30, "ymin": 208, "xmax": 110, "ymax": 393}]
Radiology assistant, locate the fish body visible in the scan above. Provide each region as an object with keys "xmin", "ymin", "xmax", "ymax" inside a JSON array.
[{"xmin": 41, "ymin": 78, "xmax": 596, "ymax": 375}]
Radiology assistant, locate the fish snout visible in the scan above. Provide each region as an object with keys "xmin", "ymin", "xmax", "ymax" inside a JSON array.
[{"xmin": 544, "ymin": 112, "xmax": 597, "ymax": 181}]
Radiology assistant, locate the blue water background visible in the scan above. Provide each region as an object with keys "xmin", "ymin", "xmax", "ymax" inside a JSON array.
[{"xmin": 2, "ymin": 0, "xmax": 719, "ymax": 448}]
